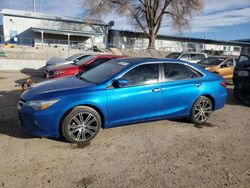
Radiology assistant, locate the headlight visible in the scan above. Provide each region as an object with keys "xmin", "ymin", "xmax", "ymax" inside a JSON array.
[
  {"xmin": 205, "ymin": 67, "xmax": 209, "ymax": 70},
  {"xmin": 26, "ymin": 99, "xmax": 59, "ymax": 110},
  {"xmin": 54, "ymin": 70, "xmax": 64, "ymax": 75}
]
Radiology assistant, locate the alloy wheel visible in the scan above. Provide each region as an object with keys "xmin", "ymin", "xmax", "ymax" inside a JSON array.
[
  {"xmin": 67, "ymin": 112, "xmax": 98, "ymax": 142},
  {"xmin": 194, "ymin": 99, "xmax": 212, "ymax": 123}
]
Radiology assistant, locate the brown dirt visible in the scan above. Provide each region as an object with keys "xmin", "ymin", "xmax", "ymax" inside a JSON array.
[{"xmin": 0, "ymin": 71, "xmax": 249, "ymax": 188}]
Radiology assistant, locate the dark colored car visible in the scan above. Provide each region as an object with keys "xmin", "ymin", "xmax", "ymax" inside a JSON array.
[
  {"xmin": 18, "ymin": 58, "xmax": 227, "ymax": 144},
  {"xmin": 45, "ymin": 54, "xmax": 126, "ymax": 79},
  {"xmin": 233, "ymin": 55, "xmax": 250, "ymax": 106}
]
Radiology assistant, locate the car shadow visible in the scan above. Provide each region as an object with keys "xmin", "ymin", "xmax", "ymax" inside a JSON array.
[
  {"xmin": 226, "ymin": 86, "xmax": 247, "ymax": 106},
  {"xmin": 0, "ymin": 89, "xmax": 34, "ymax": 139},
  {"xmin": 15, "ymin": 68, "xmax": 46, "ymax": 87},
  {"xmin": 169, "ymin": 118, "xmax": 218, "ymax": 128}
]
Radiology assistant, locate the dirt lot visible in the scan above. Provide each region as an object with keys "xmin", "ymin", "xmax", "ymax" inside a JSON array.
[{"xmin": 0, "ymin": 71, "xmax": 249, "ymax": 188}]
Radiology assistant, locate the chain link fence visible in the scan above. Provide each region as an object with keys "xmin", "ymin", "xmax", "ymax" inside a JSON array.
[{"xmin": 0, "ymin": 35, "xmax": 244, "ymax": 60}]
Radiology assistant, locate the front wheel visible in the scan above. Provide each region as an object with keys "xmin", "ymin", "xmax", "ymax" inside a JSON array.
[
  {"xmin": 61, "ymin": 106, "xmax": 101, "ymax": 144},
  {"xmin": 190, "ymin": 96, "xmax": 213, "ymax": 124}
]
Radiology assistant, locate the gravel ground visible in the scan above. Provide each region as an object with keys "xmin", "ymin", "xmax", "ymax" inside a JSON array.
[{"xmin": 0, "ymin": 71, "xmax": 249, "ymax": 188}]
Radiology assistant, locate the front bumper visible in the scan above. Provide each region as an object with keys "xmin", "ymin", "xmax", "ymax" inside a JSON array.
[{"xmin": 18, "ymin": 104, "xmax": 62, "ymax": 138}]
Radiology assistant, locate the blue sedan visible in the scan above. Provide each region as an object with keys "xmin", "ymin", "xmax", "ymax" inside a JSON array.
[{"xmin": 18, "ymin": 58, "xmax": 228, "ymax": 143}]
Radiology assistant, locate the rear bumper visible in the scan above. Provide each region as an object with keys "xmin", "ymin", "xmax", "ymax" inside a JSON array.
[{"xmin": 214, "ymin": 89, "xmax": 228, "ymax": 111}]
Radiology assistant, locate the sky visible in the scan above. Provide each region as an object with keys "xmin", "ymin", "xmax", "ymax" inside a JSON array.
[{"xmin": 0, "ymin": 0, "xmax": 250, "ymax": 40}]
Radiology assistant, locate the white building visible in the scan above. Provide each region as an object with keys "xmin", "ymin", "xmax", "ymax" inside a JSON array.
[
  {"xmin": 108, "ymin": 30, "xmax": 250, "ymax": 56},
  {"xmin": 0, "ymin": 9, "xmax": 109, "ymax": 48}
]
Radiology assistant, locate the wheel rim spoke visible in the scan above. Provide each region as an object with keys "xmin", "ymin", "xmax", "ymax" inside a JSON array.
[
  {"xmin": 84, "ymin": 114, "xmax": 93, "ymax": 125},
  {"xmin": 86, "ymin": 124, "xmax": 97, "ymax": 131},
  {"xmin": 76, "ymin": 129, "xmax": 82, "ymax": 141},
  {"xmin": 85, "ymin": 129, "xmax": 94, "ymax": 136},
  {"xmin": 69, "ymin": 128, "xmax": 80, "ymax": 135},
  {"xmin": 79, "ymin": 113, "xmax": 84, "ymax": 124},
  {"xmin": 72, "ymin": 116, "xmax": 81, "ymax": 125}
]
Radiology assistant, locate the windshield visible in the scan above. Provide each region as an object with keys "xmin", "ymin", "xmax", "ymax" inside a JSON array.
[
  {"xmin": 166, "ymin": 53, "xmax": 182, "ymax": 59},
  {"xmin": 198, "ymin": 57, "xmax": 225, "ymax": 65},
  {"xmin": 80, "ymin": 59, "xmax": 130, "ymax": 84},
  {"xmin": 74, "ymin": 55, "xmax": 95, "ymax": 65},
  {"xmin": 65, "ymin": 53, "xmax": 82, "ymax": 61}
]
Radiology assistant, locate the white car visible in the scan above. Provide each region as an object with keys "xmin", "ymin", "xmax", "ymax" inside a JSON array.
[{"xmin": 166, "ymin": 52, "xmax": 207, "ymax": 64}]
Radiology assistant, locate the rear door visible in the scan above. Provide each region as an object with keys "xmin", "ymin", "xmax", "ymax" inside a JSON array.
[{"xmin": 160, "ymin": 63, "xmax": 203, "ymax": 117}]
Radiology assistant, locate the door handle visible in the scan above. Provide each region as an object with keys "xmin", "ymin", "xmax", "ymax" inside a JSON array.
[
  {"xmin": 152, "ymin": 88, "xmax": 161, "ymax": 92},
  {"xmin": 194, "ymin": 83, "xmax": 201, "ymax": 87}
]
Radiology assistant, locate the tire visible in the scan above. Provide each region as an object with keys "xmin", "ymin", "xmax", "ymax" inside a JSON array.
[
  {"xmin": 61, "ymin": 106, "xmax": 101, "ymax": 144},
  {"xmin": 190, "ymin": 96, "xmax": 213, "ymax": 124}
]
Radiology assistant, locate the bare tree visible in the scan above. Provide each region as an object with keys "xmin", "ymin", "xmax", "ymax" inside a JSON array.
[{"xmin": 81, "ymin": 0, "xmax": 203, "ymax": 49}]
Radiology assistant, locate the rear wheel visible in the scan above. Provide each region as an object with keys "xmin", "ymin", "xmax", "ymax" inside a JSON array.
[
  {"xmin": 62, "ymin": 106, "xmax": 101, "ymax": 144},
  {"xmin": 190, "ymin": 96, "xmax": 213, "ymax": 124}
]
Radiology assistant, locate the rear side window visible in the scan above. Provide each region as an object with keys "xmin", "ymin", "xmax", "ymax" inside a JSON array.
[
  {"xmin": 163, "ymin": 63, "xmax": 201, "ymax": 81},
  {"xmin": 122, "ymin": 64, "xmax": 159, "ymax": 86}
]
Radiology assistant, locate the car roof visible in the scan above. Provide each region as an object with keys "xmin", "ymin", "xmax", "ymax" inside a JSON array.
[
  {"xmin": 207, "ymin": 56, "xmax": 235, "ymax": 59},
  {"xmin": 180, "ymin": 52, "xmax": 205, "ymax": 54},
  {"xmin": 114, "ymin": 57, "xmax": 190, "ymax": 65},
  {"xmin": 95, "ymin": 54, "xmax": 126, "ymax": 58}
]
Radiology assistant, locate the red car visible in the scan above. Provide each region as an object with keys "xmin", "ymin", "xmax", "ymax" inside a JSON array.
[{"xmin": 46, "ymin": 54, "xmax": 126, "ymax": 79}]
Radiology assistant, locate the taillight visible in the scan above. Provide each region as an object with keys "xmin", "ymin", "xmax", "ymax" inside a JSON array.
[{"xmin": 220, "ymin": 82, "xmax": 227, "ymax": 88}]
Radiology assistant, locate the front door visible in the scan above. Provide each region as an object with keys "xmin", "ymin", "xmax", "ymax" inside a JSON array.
[{"xmin": 107, "ymin": 63, "xmax": 162, "ymax": 127}]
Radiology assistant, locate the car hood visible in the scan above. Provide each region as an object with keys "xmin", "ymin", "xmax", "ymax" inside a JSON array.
[
  {"xmin": 46, "ymin": 57, "xmax": 66, "ymax": 65},
  {"xmin": 21, "ymin": 76, "xmax": 96, "ymax": 101},
  {"xmin": 47, "ymin": 64, "xmax": 79, "ymax": 72}
]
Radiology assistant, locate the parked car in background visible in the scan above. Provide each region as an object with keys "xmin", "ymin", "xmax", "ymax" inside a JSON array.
[
  {"xmin": 233, "ymin": 54, "xmax": 250, "ymax": 106},
  {"xmin": 18, "ymin": 58, "xmax": 227, "ymax": 144},
  {"xmin": 45, "ymin": 53, "xmax": 91, "ymax": 69},
  {"xmin": 196, "ymin": 56, "xmax": 237, "ymax": 82},
  {"xmin": 166, "ymin": 52, "xmax": 207, "ymax": 63},
  {"xmin": 46, "ymin": 54, "xmax": 126, "ymax": 79}
]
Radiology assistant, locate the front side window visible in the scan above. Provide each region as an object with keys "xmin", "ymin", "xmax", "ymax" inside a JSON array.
[
  {"xmin": 122, "ymin": 64, "xmax": 159, "ymax": 86},
  {"xmin": 163, "ymin": 63, "xmax": 200, "ymax": 81},
  {"xmin": 222, "ymin": 59, "xmax": 234, "ymax": 67}
]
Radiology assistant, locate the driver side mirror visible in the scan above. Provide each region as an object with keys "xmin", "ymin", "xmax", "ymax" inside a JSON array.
[{"xmin": 113, "ymin": 78, "xmax": 129, "ymax": 88}]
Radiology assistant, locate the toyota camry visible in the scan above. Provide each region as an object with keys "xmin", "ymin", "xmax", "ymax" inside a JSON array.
[{"xmin": 18, "ymin": 58, "xmax": 228, "ymax": 144}]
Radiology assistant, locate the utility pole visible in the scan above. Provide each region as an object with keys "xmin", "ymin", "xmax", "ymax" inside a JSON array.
[{"xmin": 33, "ymin": 0, "xmax": 36, "ymax": 12}]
